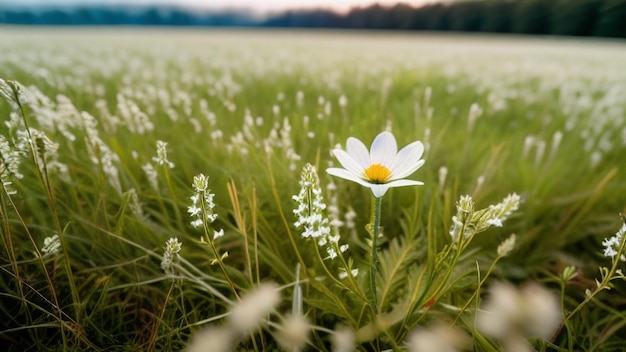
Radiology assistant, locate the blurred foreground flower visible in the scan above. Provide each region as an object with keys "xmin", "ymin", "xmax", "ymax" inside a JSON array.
[
  {"xmin": 407, "ymin": 322, "xmax": 471, "ymax": 352},
  {"xmin": 327, "ymin": 131, "xmax": 425, "ymax": 198},
  {"xmin": 477, "ymin": 281, "xmax": 561, "ymax": 352},
  {"xmin": 228, "ymin": 282, "xmax": 281, "ymax": 336},
  {"xmin": 186, "ymin": 283, "xmax": 281, "ymax": 352},
  {"xmin": 275, "ymin": 313, "xmax": 310, "ymax": 352}
]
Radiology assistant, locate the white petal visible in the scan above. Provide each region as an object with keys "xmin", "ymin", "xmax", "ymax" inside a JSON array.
[
  {"xmin": 389, "ymin": 141, "xmax": 425, "ymax": 180},
  {"xmin": 391, "ymin": 159, "xmax": 425, "ymax": 181},
  {"xmin": 326, "ymin": 168, "xmax": 372, "ymax": 188},
  {"xmin": 369, "ymin": 184, "xmax": 391, "ymax": 198},
  {"xmin": 370, "ymin": 131, "xmax": 397, "ymax": 166},
  {"xmin": 332, "ymin": 149, "xmax": 364, "ymax": 176},
  {"xmin": 385, "ymin": 179, "xmax": 424, "ymax": 188},
  {"xmin": 369, "ymin": 180, "xmax": 423, "ymax": 198},
  {"xmin": 346, "ymin": 137, "xmax": 371, "ymax": 170}
]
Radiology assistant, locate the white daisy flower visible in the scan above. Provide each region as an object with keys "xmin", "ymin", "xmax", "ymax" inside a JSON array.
[{"xmin": 327, "ymin": 131, "xmax": 425, "ymax": 198}]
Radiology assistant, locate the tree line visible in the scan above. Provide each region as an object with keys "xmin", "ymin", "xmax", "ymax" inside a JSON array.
[
  {"xmin": 264, "ymin": 0, "xmax": 626, "ymax": 38},
  {"xmin": 1, "ymin": 0, "xmax": 625, "ymax": 38}
]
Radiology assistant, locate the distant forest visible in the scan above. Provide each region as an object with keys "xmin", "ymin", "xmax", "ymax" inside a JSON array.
[{"xmin": 1, "ymin": 0, "xmax": 625, "ymax": 38}]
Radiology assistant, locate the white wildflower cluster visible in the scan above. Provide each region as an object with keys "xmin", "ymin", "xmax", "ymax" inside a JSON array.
[
  {"xmin": 477, "ymin": 281, "xmax": 561, "ymax": 352},
  {"xmin": 523, "ymin": 133, "xmax": 564, "ymax": 167},
  {"xmin": 293, "ymin": 163, "xmax": 348, "ymax": 261},
  {"xmin": 0, "ymin": 134, "xmax": 24, "ymax": 194},
  {"xmin": 152, "ymin": 140, "xmax": 175, "ymax": 169},
  {"xmin": 188, "ymin": 174, "xmax": 223, "ymax": 240},
  {"xmin": 3, "ymin": 82, "xmax": 121, "ymax": 192},
  {"xmin": 116, "ymin": 93, "xmax": 154, "ymax": 135},
  {"xmin": 142, "ymin": 162, "xmax": 159, "ymax": 191},
  {"xmin": 602, "ymin": 219, "xmax": 626, "ymax": 260},
  {"xmin": 39, "ymin": 234, "xmax": 61, "ymax": 257},
  {"xmin": 0, "ymin": 78, "xmax": 20, "ymax": 110},
  {"xmin": 0, "ymin": 87, "xmax": 63, "ymax": 185},
  {"xmin": 125, "ymin": 188, "xmax": 144, "ymax": 219},
  {"xmin": 20, "ymin": 128, "xmax": 71, "ymax": 184},
  {"xmin": 449, "ymin": 193, "xmax": 520, "ymax": 242},
  {"xmin": 160, "ymin": 237, "xmax": 182, "ymax": 275},
  {"xmin": 95, "ymin": 99, "xmax": 120, "ymax": 134},
  {"xmin": 81, "ymin": 111, "xmax": 122, "ymax": 192}
]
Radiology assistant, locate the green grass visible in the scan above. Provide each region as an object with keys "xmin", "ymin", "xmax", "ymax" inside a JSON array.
[{"xmin": 1, "ymin": 27, "xmax": 626, "ymax": 351}]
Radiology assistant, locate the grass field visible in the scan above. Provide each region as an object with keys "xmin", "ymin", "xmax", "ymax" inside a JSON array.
[{"xmin": 1, "ymin": 27, "xmax": 626, "ymax": 351}]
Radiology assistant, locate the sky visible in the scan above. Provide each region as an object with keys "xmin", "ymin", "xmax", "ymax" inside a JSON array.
[{"xmin": 2, "ymin": 0, "xmax": 437, "ymax": 14}]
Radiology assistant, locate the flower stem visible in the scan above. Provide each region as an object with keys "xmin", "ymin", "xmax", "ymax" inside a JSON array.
[{"xmin": 370, "ymin": 196, "xmax": 382, "ymax": 314}]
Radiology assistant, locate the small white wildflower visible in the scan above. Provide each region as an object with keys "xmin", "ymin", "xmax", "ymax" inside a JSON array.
[
  {"xmin": 438, "ymin": 166, "xmax": 448, "ymax": 192},
  {"xmin": 25, "ymin": 129, "xmax": 71, "ymax": 185},
  {"xmin": 338, "ymin": 268, "xmax": 359, "ymax": 280},
  {"xmin": 40, "ymin": 235, "xmax": 61, "ymax": 256},
  {"xmin": 161, "ymin": 237, "xmax": 182, "ymax": 274},
  {"xmin": 152, "ymin": 140, "xmax": 175, "ymax": 168},
  {"xmin": 293, "ymin": 164, "xmax": 330, "ymax": 238},
  {"xmin": 142, "ymin": 163, "xmax": 159, "ymax": 191},
  {"xmin": 326, "ymin": 247, "xmax": 338, "ymax": 260},
  {"xmin": 213, "ymin": 228, "xmax": 224, "ymax": 240},
  {"xmin": 126, "ymin": 188, "xmax": 144, "ymax": 219},
  {"xmin": 294, "ymin": 163, "xmax": 350, "ymax": 263},
  {"xmin": 192, "ymin": 173, "xmax": 209, "ymax": 193},
  {"xmin": 188, "ymin": 174, "xmax": 218, "ymax": 228},
  {"xmin": 0, "ymin": 134, "xmax": 24, "ymax": 180},
  {"xmin": 0, "ymin": 78, "xmax": 20, "ymax": 109},
  {"xmin": 190, "ymin": 219, "xmax": 204, "ymax": 229},
  {"xmin": 602, "ymin": 221, "xmax": 626, "ymax": 259},
  {"xmin": 228, "ymin": 282, "xmax": 281, "ymax": 336},
  {"xmin": 487, "ymin": 218, "xmax": 503, "ymax": 227},
  {"xmin": 497, "ymin": 234, "xmax": 516, "ymax": 257},
  {"xmin": 116, "ymin": 93, "xmax": 154, "ymax": 134},
  {"xmin": 187, "ymin": 204, "xmax": 201, "ymax": 217},
  {"xmin": 450, "ymin": 193, "xmax": 520, "ymax": 242}
]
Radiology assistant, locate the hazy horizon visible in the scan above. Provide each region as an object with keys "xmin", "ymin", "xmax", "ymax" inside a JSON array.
[{"xmin": 1, "ymin": 0, "xmax": 439, "ymax": 14}]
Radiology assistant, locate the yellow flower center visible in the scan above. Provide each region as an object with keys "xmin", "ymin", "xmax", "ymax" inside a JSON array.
[{"xmin": 364, "ymin": 163, "xmax": 392, "ymax": 184}]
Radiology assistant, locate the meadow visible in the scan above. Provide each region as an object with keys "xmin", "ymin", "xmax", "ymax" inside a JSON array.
[{"xmin": 1, "ymin": 27, "xmax": 626, "ymax": 351}]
